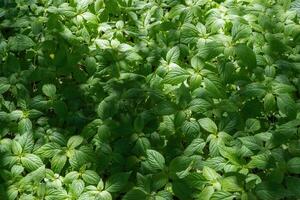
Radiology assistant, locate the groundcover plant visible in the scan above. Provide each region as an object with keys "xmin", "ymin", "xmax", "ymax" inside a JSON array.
[{"xmin": 0, "ymin": 0, "xmax": 300, "ymax": 199}]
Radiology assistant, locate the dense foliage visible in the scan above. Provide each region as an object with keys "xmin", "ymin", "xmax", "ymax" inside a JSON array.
[{"xmin": 1, "ymin": 0, "xmax": 300, "ymax": 199}]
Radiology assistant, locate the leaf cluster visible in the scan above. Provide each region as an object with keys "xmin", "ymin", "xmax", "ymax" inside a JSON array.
[{"xmin": 1, "ymin": 0, "xmax": 300, "ymax": 200}]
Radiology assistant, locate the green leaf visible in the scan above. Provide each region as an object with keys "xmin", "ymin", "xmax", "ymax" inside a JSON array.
[
  {"xmin": 96, "ymin": 191, "xmax": 112, "ymax": 200},
  {"xmin": 207, "ymin": 17, "xmax": 225, "ymax": 33},
  {"xmin": 80, "ymin": 12, "xmax": 97, "ymax": 24},
  {"xmin": 21, "ymin": 153, "xmax": 43, "ymax": 171},
  {"xmin": 291, "ymin": 0, "xmax": 300, "ymax": 15},
  {"xmin": 10, "ymin": 110, "xmax": 23, "ymax": 120},
  {"xmin": 184, "ymin": 173, "xmax": 207, "ymax": 190},
  {"xmin": 242, "ymin": 83, "xmax": 266, "ymax": 98},
  {"xmin": 0, "ymin": 83, "xmax": 10, "ymax": 94},
  {"xmin": 232, "ymin": 23, "xmax": 251, "ymax": 41},
  {"xmin": 18, "ymin": 132, "xmax": 34, "ymax": 153},
  {"xmin": 28, "ymin": 109, "xmax": 43, "ymax": 119},
  {"xmin": 11, "ymin": 141, "xmax": 22, "ymax": 155},
  {"xmin": 197, "ymin": 42, "xmax": 224, "ymax": 60},
  {"xmin": 287, "ymin": 157, "xmax": 300, "ymax": 174},
  {"xmin": 42, "ymin": 84, "xmax": 56, "ymax": 98},
  {"xmin": 64, "ymin": 171, "xmax": 80, "ymax": 184},
  {"xmin": 155, "ymin": 191, "xmax": 172, "ymax": 200},
  {"xmin": 277, "ymin": 94, "xmax": 296, "ymax": 118},
  {"xmin": 133, "ymin": 137, "xmax": 150, "ymax": 155},
  {"xmin": 51, "ymin": 154, "xmax": 67, "ymax": 173},
  {"xmin": 76, "ymin": 0, "xmax": 93, "ymax": 10},
  {"xmin": 255, "ymin": 182, "xmax": 286, "ymax": 200},
  {"xmin": 18, "ymin": 118, "xmax": 32, "ymax": 134},
  {"xmin": 189, "ymin": 98, "xmax": 211, "ymax": 113},
  {"xmin": 122, "ymin": 188, "xmax": 147, "ymax": 200},
  {"xmin": 67, "ymin": 135, "xmax": 84, "ymax": 149},
  {"xmin": 79, "ymin": 192, "xmax": 95, "ymax": 200},
  {"xmin": 69, "ymin": 148, "xmax": 92, "ymax": 168},
  {"xmin": 70, "ymin": 179, "xmax": 85, "ymax": 197},
  {"xmin": 245, "ymin": 118, "xmax": 261, "ymax": 133},
  {"xmin": 204, "ymin": 78, "xmax": 224, "ymax": 98},
  {"xmin": 235, "ymin": 44, "xmax": 256, "ymax": 69},
  {"xmin": 133, "ymin": 116, "xmax": 144, "ymax": 132},
  {"xmin": 169, "ymin": 156, "xmax": 192, "ymax": 179},
  {"xmin": 95, "ymin": 39, "xmax": 110, "ymax": 49},
  {"xmin": 105, "ymin": 172, "xmax": 131, "ymax": 192},
  {"xmin": 8, "ymin": 35, "xmax": 35, "ymax": 51},
  {"xmin": 151, "ymin": 172, "xmax": 169, "ymax": 190},
  {"xmin": 154, "ymin": 101, "xmax": 177, "ymax": 116},
  {"xmin": 172, "ymin": 180, "xmax": 192, "ymax": 200},
  {"xmin": 166, "ymin": 46, "xmax": 180, "ymax": 64},
  {"xmin": 82, "ymin": 170, "xmax": 101, "ymax": 185},
  {"xmin": 7, "ymin": 186, "xmax": 18, "ymax": 200},
  {"xmin": 81, "ymin": 119, "xmax": 102, "ymax": 139},
  {"xmin": 181, "ymin": 23, "xmax": 199, "ymax": 43},
  {"xmin": 264, "ymin": 93, "xmax": 276, "ymax": 112},
  {"xmin": 32, "ymin": 20, "xmax": 43, "ymax": 35},
  {"xmin": 202, "ymin": 166, "xmax": 220, "ymax": 181},
  {"xmin": 85, "ymin": 57, "xmax": 97, "ymax": 75},
  {"xmin": 203, "ymin": 157, "xmax": 227, "ymax": 171},
  {"xmin": 191, "ymin": 56, "xmax": 203, "ymax": 69},
  {"xmin": 198, "ymin": 118, "xmax": 217, "ymax": 134},
  {"xmin": 45, "ymin": 188, "xmax": 69, "ymax": 200},
  {"xmin": 197, "ymin": 186, "xmax": 214, "ymax": 200},
  {"xmin": 239, "ymin": 136, "xmax": 262, "ymax": 151},
  {"xmin": 272, "ymin": 82, "xmax": 296, "ymax": 94},
  {"xmin": 97, "ymin": 95, "xmax": 117, "ymax": 119},
  {"xmin": 35, "ymin": 143, "xmax": 61, "ymax": 158},
  {"xmin": 163, "ymin": 64, "xmax": 190, "ymax": 85},
  {"xmin": 24, "ymin": 165, "xmax": 46, "ymax": 183},
  {"xmin": 286, "ymin": 176, "xmax": 300, "ymax": 196},
  {"xmin": 184, "ymin": 138, "xmax": 206, "ymax": 156},
  {"xmin": 221, "ymin": 176, "xmax": 243, "ymax": 192},
  {"xmin": 248, "ymin": 152, "xmax": 275, "ymax": 169},
  {"xmin": 145, "ymin": 150, "xmax": 165, "ymax": 171},
  {"xmin": 97, "ymin": 179, "xmax": 104, "ymax": 191},
  {"xmin": 182, "ymin": 120, "xmax": 200, "ymax": 137},
  {"xmin": 3, "ymin": 155, "xmax": 18, "ymax": 168},
  {"xmin": 210, "ymin": 191, "xmax": 235, "ymax": 200},
  {"xmin": 218, "ymin": 145, "xmax": 244, "ymax": 166},
  {"xmin": 11, "ymin": 165, "xmax": 24, "ymax": 176},
  {"xmin": 208, "ymin": 136, "xmax": 221, "ymax": 157}
]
